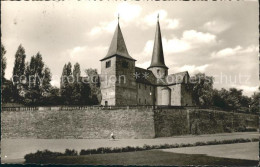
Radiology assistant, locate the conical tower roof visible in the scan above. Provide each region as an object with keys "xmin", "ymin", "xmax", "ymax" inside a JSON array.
[
  {"xmin": 148, "ymin": 18, "xmax": 168, "ymax": 69},
  {"xmin": 100, "ymin": 22, "xmax": 135, "ymax": 61}
]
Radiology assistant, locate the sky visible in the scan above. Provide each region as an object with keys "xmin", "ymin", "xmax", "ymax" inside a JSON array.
[{"xmin": 1, "ymin": 1, "xmax": 259, "ymax": 96}]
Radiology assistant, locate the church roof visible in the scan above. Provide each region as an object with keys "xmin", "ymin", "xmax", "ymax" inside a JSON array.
[
  {"xmin": 166, "ymin": 71, "xmax": 190, "ymax": 85},
  {"xmin": 152, "ymin": 71, "xmax": 190, "ymax": 86},
  {"xmin": 148, "ymin": 19, "xmax": 168, "ymax": 69},
  {"xmin": 100, "ymin": 23, "xmax": 135, "ymax": 61},
  {"xmin": 135, "ymin": 67, "xmax": 156, "ymax": 85},
  {"xmin": 135, "ymin": 67, "xmax": 189, "ymax": 86}
]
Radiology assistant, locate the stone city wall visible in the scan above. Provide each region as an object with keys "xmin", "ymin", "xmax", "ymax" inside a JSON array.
[{"xmin": 1, "ymin": 107, "xmax": 258, "ymax": 139}]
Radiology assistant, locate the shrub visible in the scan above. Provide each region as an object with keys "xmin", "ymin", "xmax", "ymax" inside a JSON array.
[
  {"xmin": 195, "ymin": 141, "xmax": 206, "ymax": 146},
  {"xmin": 24, "ymin": 149, "xmax": 62, "ymax": 163},
  {"xmin": 251, "ymin": 138, "xmax": 259, "ymax": 142},
  {"xmin": 224, "ymin": 127, "xmax": 233, "ymax": 133},
  {"xmin": 159, "ymin": 144, "xmax": 170, "ymax": 149},
  {"xmin": 112, "ymin": 147, "xmax": 122, "ymax": 153},
  {"xmin": 64, "ymin": 149, "xmax": 78, "ymax": 156},
  {"xmin": 151, "ymin": 145, "xmax": 160, "ymax": 149},
  {"xmin": 104, "ymin": 147, "xmax": 113, "ymax": 153},
  {"xmin": 181, "ymin": 143, "xmax": 193, "ymax": 147},
  {"xmin": 134, "ymin": 146, "xmax": 144, "ymax": 151},
  {"xmin": 235, "ymin": 126, "xmax": 246, "ymax": 132},
  {"xmin": 96, "ymin": 147, "xmax": 104, "ymax": 154},
  {"xmin": 206, "ymin": 140, "xmax": 217, "ymax": 145},
  {"xmin": 80, "ymin": 149, "xmax": 91, "ymax": 155},
  {"xmin": 143, "ymin": 144, "xmax": 152, "ymax": 150},
  {"xmin": 169, "ymin": 144, "xmax": 180, "ymax": 148},
  {"xmin": 245, "ymin": 127, "xmax": 258, "ymax": 132},
  {"xmin": 25, "ymin": 137, "xmax": 256, "ymax": 164}
]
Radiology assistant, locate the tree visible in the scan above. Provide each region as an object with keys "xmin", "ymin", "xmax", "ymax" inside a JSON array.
[
  {"xmin": 1, "ymin": 44, "xmax": 14, "ymax": 103},
  {"xmin": 23, "ymin": 52, "xmax": 52, "ymax": 105},
  {"xmin": 1, "ymin": 44, "xmax": 7, "ymax": 81},
  {"xmin": 12, "ymin": 45, "xmax": 26, "ymax": 102},
  {"xmin": 190, "ymin": 73, "xmax": 214, "ymax": 107},
  {"xmin": 71, "ymin": 63, "xmax": 82, "ymax": 104},
  {"xmin": 250, "ymin": 87, "xmax": 260, "ymax": 114},
  {"xmin": 85, "ymin": 68, "xmax": 101, "ymax": 105},
  {"xmin": 212, "ymin": 88, "xmax": 251, "ymax": 112},
  {"xmin": 60, "ymin": 62, "xmax": 73, "ymax": 104},
  {"xmin": 60, "ymin": 63, "xmax": 68, "ymax": 100},
  {"xmin": 42, "ymin": 67, "xmax": 52, "ymax": 95},
  {"xmin": 13, "ymin": 44, "xmax": 26, "ymax": 81}
]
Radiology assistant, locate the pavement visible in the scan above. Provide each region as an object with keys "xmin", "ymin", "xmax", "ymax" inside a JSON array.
[
  {"xmin": 1, "ymin": 132, "xmax": 259, "ymax": 164},
  {"xmin": 161, "ymin": 142, "xmax": 259, "ymax": 160}
]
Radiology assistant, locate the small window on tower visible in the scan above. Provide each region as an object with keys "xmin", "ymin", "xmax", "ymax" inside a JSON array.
[
  {"xmin": 106, "ymin": 60, "xmax": 111, "ymax": 68},
  {"xmin": 157, "ymin": 69, "xmax": 160, "ymax": 75},
  {"xmin": 122, "ymin": 61, "xmax": 129, "ymax": 68}
]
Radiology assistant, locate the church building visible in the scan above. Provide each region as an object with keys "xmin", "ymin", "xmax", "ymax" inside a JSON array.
[{"xmin": 100, "ymin": 16, "xmax": 193, "ymax": 106}]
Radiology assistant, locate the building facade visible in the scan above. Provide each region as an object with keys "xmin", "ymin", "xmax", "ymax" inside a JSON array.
[{"xmin": 100, "ymin": 18, "xmax": 193, "ymax": 106}]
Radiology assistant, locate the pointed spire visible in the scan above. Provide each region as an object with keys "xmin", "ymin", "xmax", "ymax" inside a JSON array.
[
  {"xmin": 148, "ymin": 16, "xmax": 168, "ymax": 69},
  {"xmin": 100, "ymin": 18, "xmax": 135, "ymax": 61}
]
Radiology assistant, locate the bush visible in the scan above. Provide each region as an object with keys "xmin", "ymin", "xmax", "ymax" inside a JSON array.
[
  {"xmin": 80, "ymin": 149, "xmax": 91, "ymax": 155},
  {"xmin": 134, "ymin": 146, "xmax": 144, "ymax": 151},
  {"xmin": 64, "ymin": 149, "xmax": 78, "ymax": 156},
  {"xmin": 251, "ymin": 138, "xmax": 259, "ymax": 142},
  {"xmin": 206, "ymin": 140, "xmax": 217, "ymax": 145},
  {"xmin": 24, "ymin": 149, "xmax": 62, "ymax": 163},
  {"xmin": 245, "ymin": 127, "xmax": 258, "ymax": 132},
  {"xmin": 151, "ymin": 145, "xmax": 160, "ymax": 149},
  {"xmin": 112, "ymin": 147, "xmax": 122, "ymax": 153},
  {"xmin": 143, "ymin": 144, "xmax": 152, "ymax": 150},
  {"xmin": 224, "ymin": 127, "xmax": 233, "ymax": 133},
  {"xmin": 195, "ymin": 141, "xmax": 206, "ymax": 146},
  {"xmin": 235, "ymin": 126, "xmax": 246, "ymax": 132},
  {"xmin": 25, "ymin": 137, "xmax": 256, "ymax": 163},
  {"xmin": 104, "ymin": 147, "xmax": 113, "ymax": 153},
  {"xmin": 169, "ymin": 144, "xmax": 180, "ymax": 148}
]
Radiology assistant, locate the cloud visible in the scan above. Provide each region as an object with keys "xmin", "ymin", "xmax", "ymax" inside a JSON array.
[
  {"xmin": 89, "ymin": 20, "xmax": 118, "ymax": 36},
  {"xmin": 173, "ymin": 64, "xmax": 210, "ymax": 74},
  {"xmin": 162, "ymin": 38, "xmax": 190, "ymax": 54},
  {"xmin": 68, "ymin": 45, "xmax": 108, "ymax": 61},
  {"xmin": 182, "ymin": 30, "xmax": 217, "ymax": 44},
  {"xmin": 211, "ymin": 45, "xmax": 258, "ymax": 58},
  {"xmin": 143, "ymin": 10, "xmax": 180, "ymax": 30},
  {"xmin": 230, "ymin": 84, "xmax": 259, "ymax": 96},
  {"xmin": 137, "ymin": 30, "xmax": 216, "ymax": 59},
  {"xmin": 115, "ymin": 2, "xmax": 142, "ymax": 22},
  {"xmin": 89, "ymin": 2, "xmax": 142, "ymax": 36},
  {"xmin": 136, "ymin": 60, "xmax": 151, "ymax": 69},
  {"xmin": 203, "ymin": 19, "xmax": 232, "ymax": 34}
]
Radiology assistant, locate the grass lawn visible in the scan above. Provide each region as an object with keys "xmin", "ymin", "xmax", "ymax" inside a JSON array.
[{"xmin": 37, "ymin": 150, "xmax": 258, "ymax": 166}]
